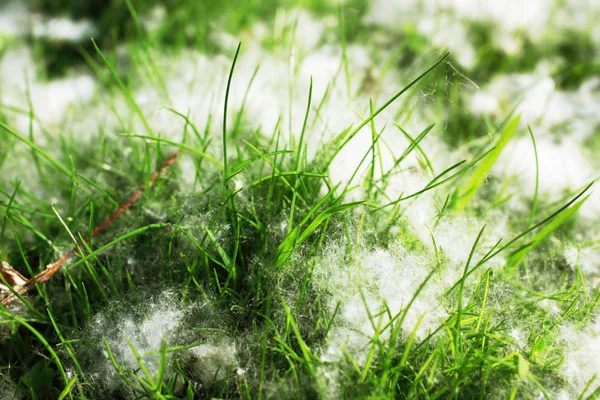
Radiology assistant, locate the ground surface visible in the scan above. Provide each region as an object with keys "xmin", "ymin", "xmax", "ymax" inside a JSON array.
[{"xmin": 0, "ymin": 0, "xmax": 600, "ymax": 399}]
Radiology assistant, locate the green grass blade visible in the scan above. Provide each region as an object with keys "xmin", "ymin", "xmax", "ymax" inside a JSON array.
[
  {"xmin": 126, "ymin": 339, "xmax": 156, "ymax": 387},
  {"xmin": 288, "ymin": 77, "xmax": 313, "ymax": 234},
  {"xmin": 91, "ymin": 38, "xmax": 154, "ymax": 137},
  {"xmin": 0, "ymin": 121, "xmax": 74, "ymax": 179},
  {"xmin": 223, "ymin": 42, "xmax": 242, "ymax": 179},
  {"xmin": 325, "ymin": 52, "xmax": 449, "ymax": 169},
  {"xmin": 271, "ymin": 191, "xmax": 363, "ymax": 267},
  {"xmin": 57, "ymin": 374, "xmax": 78, "ymax": 400},
  {"xmin": 121, "ymin": 134, "xmax": 222, "ymax": 166},
  {"xmin": 507, "ymin": 194, "xmax": 589, "ymax": 270},
  {"xmin": 6, "ymin": 313, "xmax": 68, "ymax": 385},
  {"xmin": 454, "ymin": 115, "xmax": 520, "ymax": 209},
  {"xmin": 527, "ymin": 125, "xmax": 540, "ymax": 229}
]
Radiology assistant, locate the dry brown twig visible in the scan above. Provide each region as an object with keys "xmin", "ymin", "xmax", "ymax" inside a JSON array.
[{"xmin": 0, "ymin": 151, "xmax": 180, "ymax": 306}]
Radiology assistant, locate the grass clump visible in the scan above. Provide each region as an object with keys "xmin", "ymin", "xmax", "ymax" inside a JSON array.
[{"xmin": 1, "ymin": 1, "xmax": 600, "ymax": 399}]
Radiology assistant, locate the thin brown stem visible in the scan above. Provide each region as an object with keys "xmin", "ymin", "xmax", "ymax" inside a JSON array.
[{"xmin": 1, "ymin": 151, "xmax": 180, "ymax": 306}]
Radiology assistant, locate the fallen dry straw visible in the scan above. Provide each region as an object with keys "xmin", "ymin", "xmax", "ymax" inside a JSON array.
[{"xmin": 1, "ymin": 151, "xmax": 180, "ymax": 305}]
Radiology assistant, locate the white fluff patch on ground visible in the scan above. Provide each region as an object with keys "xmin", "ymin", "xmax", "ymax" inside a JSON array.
[
  {"xmin": 0, "ymin": 3, "xmax": 98, "ymax": 141},
  {"xmin": 85, "ymin": 290, "xmax": 239, "ymax": 394},
  {"xmin": 312, "ymin": 210, "xmax": 505, "ymax": 367},
  {"xmin": 88, "ymin": 290, "xmax": 186, "ymax": 388},
  {"xmin": 367, "ymin": 0, "xmax": 600, "ymax": 64},
  {"xmin": 0, "ymin": 2, "xmax": 30, "ymax": 37},
  {"xmin": 313, "ymin": 241, "xmax": 448, "ymax": 364},
  {"xmin": 83, "ymin": 10, "xmax": 449, "ymax": 204},
  {"xmin": 473, "ymin": 69, "xmax": 600, "ymax": 142},
  {"xmin": 0, "ymin": 2, "xmax": 95, "ymax": 43},
  {"xmin": 1, "ymin": 8, "xmax": 454, "ymax": 207},
  {"xmin": 310, "ymin": 211, "xmax": 507, "ymax": 396},
  {"xmin": 560, "ymin": 319, "xmax": 600, "ymax": 397},
  {"xmin": 469, "ymin": 65, "xmax": 600, "ymax": 226},
  {"xmin": 33, "ymin": 16, "xmax": 95, "ymax": 42},
  {"xmin": 564, "ymin": 244, "xmax": 600, "ymax": 278},
  {"xmin": 0, "ymin": 44, "xmax": 97, "ymax": 198},
  {"xmin": 366, "ymin": 0, "xmax": 553, "ymax": 66},
  {"xmin": 494, "ymin": 136, "xmax": 594, "ymax": 198},
  {"xmin": 187, "ymin": 337, "xmax": 240, "ymax": 384},
  {"xmin": 0, "ymin": 45, "xmax": 97, "ymax": 135},
  {"xmin": 1, "ymin": 2, "xmax": 599, "ymax": 398}
]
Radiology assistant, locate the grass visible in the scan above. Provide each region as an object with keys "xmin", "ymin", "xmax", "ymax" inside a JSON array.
[{"xmin": 1, "ymin": 1, "xmax": 600, "ymax": 399}]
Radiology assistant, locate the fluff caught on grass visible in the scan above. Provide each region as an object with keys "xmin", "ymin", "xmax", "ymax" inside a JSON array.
[
  {"xmin": 75, "ymin": 289, "xmax": 240, "ymax": 396},
  {"xmin": 0, "ymin": 1, "xmax": 599, "ymax": 399}
]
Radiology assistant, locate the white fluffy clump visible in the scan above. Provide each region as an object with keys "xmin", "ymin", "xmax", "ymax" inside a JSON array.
[
  {"xmin": 564, "ymin": 245, "xmax": 600, "ymax": 277},
  {"xmin": 89, "ymin": 291, "xmax": 186, "ymax": 386},
  {"xmin": 85, "ymin": 290, "xmax": 239, "ymax": 393},
  {"xmin": 314, "ymin": 239, "xmax": 449, "ymax": 365},
  {"xmin": 555, "ymin": 0, "xmax": 600, "ymax": 43},
  {"xmin": 177, "ymin": 23, "xmax": 372, "ymax": 147},
  {"xmin": 0, "ymin": 45, "xmax": 97, "ymax": 136},
  {"xmin": 404, "ymin": 195, "xmax": 508, "ymax": 268},
  {"xmin": 125, "ymin": 10, "xmax": 342, "ymax": 143},
  {"xmin": 187, "ymin": 337, "xmax": 239, "ymax": 384},
  {"xmin": 367, "ymin": 0, "xmax": 553, "ymax": 67},
  {"xmin": 28, "ymin": 75, "xmax": 96, "ymax": 128},
  {"xmin": 367, "ymin": 0, "xmax": 600, "ymax": 75},
  {"xmin": 416, "ymin": 14, "xmax": 476, "ymax": 68},
  {"xmin": 494, "ymin": 135, "xmax": 594, "ymax": 198},
  {"xmin": 33, "ymin": 16, "xmax": 95, "ymax": 42},
  {"xmin": 311, "ymin": 202, "xmax": 508, "ymax": 379},
  {"xmin": 0, "ymin": 44, "xmax": 95, "ymax": 203},
  {"xmin": 0, "ymin": 2, "xmax": 95, "ymax": 43},
  {"xmin": 0, "ymin": 2, "xmax": 31, "ymax": 37},
  {"xmin": 468, "ymin": 66, "xmax": 599, "ymax": 221},
  {"xmin": 581, "ymin": 186, "xmax": 600, "ymax": 222},
  {"xmin": 560, "ymin": 318, "xmax": 600, "ymax": 397},
  {"xmin": 473, "ymin": 68, "xmax": 600, "ymax": 141},
  {"xmin": 0, "ymin": 44, "xmax": 97, "ymax": 199},
  {"xmin": 0, "ymin": 3, "xmax": 97, "ymax": 142},
  {"xmin": 470, "ymin": 90, "xmax": 500, "ymax": 115},
  {"xmin": 142, "ymin": 5, "xmax": 167, "ymax": 34},
  {"xmin": 0, "ymin": 45, "xmax": 36, "ymax": 94}
]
